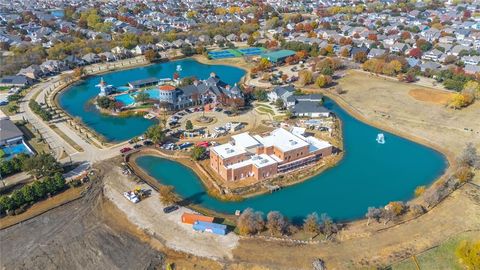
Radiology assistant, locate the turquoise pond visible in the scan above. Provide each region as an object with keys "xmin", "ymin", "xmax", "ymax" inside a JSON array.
[
  {"xmin": 135, "ymin": 98, "xmax": 447, "ymax": 221},
  {"xmin": 58, "ymin": 58, "xmax": 246, "ymax": 142},
  {"xmin": 59, "ymin": 57, "xmax": 447, "ymax": 220}
]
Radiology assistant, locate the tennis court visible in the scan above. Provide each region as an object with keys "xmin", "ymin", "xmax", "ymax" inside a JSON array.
[
  {"xmin": 208, "ymin": 47, "xmax": 266, "ymax": 59},
  {"xmin": 237, "ymin": 47, "xmax": 266, "ymax": 56}
]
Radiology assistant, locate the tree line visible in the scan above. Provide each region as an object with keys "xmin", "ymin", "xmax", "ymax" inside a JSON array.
[
  {"xmin": 236, "ymin": 208, "xmax": 339, "ymax": 240},
  {"xmin": 0, "ymin": 173, "xmax": 66, "ymax": 215},
  {"xmin": 29, "ymin": 100, "xmax": 52, "ymax": 121},
  {"xmin": 0, "ymin": 153, "xmax": 62, "ymax": 179}
]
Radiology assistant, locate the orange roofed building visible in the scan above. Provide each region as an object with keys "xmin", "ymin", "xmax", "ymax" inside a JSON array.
[{"xmin": 210, "ymin": 127, "xmax": 333, "ymax": 182}]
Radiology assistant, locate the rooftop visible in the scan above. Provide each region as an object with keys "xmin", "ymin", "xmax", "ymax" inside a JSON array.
[
  {"xmin": 260, "ymin": 50, "xmax": 296, "ymax": 62},
  {"xmin": 231, "ymin": 133, "xmax": 260, "ymax": 149},
  {"xmin": 211, "ymin": 143, "xmax": 246, "ymax": 159}
]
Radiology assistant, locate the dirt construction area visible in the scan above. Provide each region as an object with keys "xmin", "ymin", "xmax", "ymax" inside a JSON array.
[
  {"xmin": 0, "ymin": 174, "xmax": 165, "ymax": 270},
  {"xmin": 102, "ymin": 160, "xmax": 239, "ymax": 261},
  {"xmin": 408, "ymin": 88, "xmax": 455, "ymax": 105}
]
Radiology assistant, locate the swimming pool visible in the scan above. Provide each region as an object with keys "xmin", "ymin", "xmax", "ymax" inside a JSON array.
[
  {"xmin": 143, "ymin": 89, "xmax": 160, "ymax": 99},
  {"xmin": 1, "ymin": 142, "xmax": 34, "ymax": 160},
  {"xmin": 114, "ymin": 94, "xmax": 135, "ymax": 106}
]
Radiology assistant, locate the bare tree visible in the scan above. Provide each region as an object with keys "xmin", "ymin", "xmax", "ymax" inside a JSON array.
[
  {"xmin": 381, "ymin": 209, "xmax": 396, "ymax": 225},
  {"xmin": 158, "ymin": 185, "xmax": 178, "ymax": 205},
  {"xmin": 266, "ymin": 211, "xmax": 289, "ymax": 236},
  {"xmin": 409, "ymin": 204, "xmax": 425, "ymax": 217},
  {"xmin": 320, "ymin": 213, "xmax": 338, "ymax": 240},
  {"xmin": 365, "ymin": 207, "xmax": 383, "ymax": 226},
  {"xmin": 312, "ymin": 258, "xmax": 326, "ymax": 270},
  {"xmin": 458, "ymin": 143, "xmax": 479, "ymax": 169},
  {"xmin": 237, "ymin": 208, "xmax": 265, "ymax": 235}
]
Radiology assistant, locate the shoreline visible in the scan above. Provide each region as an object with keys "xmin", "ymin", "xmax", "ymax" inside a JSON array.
[
  {"xmin": 49, "ymin": 54, "xmax": 453, "ymax": 221},
  {"xmin": 51, "ymin": 55, "xmax": 249, "ymax": 146}
]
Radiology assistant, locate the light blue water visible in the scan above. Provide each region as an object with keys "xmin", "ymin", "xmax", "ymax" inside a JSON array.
[
  {"xmin": 58, "ymin": 58, "xmax": 246, "ymax": 142},
  {"xmin": 116, "ymin": 86, "xmax": 131, "ymax": 92},
  {"xmin": 143, "ymin": 89, "xmax": 160, "ymax": 99},
  {"xmin": 114, "ymin": 94, "xmax": 135, "ymax": 106},
  {"xmin": 136, "ymin": 98, "xmax": 447, "ymax": 221},
  {"xmin": 1, "ymin": 142, "xmax": 33, "ymax": 160}
]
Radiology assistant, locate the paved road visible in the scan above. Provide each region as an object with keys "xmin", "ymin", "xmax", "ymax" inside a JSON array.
[{"xmin": 9, "ymin": 71, "xmax": 132, "ymax": 169}]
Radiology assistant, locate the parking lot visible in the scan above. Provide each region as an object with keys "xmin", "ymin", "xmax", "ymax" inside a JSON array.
[{"xmin": 167, "ymin": 106, "xmax": 269, "ymax": 139}]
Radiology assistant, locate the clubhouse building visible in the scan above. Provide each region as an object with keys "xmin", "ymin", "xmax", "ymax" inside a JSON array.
[
  {"xmin": 154, "ymin": 72, "xmax": 244, "ymax": 110},
  {"xmin": 210, "ymin": 128, "xmax": 333, "ymax": 182}
]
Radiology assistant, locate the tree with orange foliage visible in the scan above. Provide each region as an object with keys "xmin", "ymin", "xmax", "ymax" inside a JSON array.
[
  {"xmin": 400, "ymin": 31, "xmax": 411, "ymax": 40},
  {"xmin": 295, "ymin": 23, "xmax": 304, "ymax": 32},
  {"xmin": 304, "ymin": 23, "xmax": 313, "ymax": 32},
  {"xmin": 296, "ymin": 50, "xmax": 308, "ymax": 60},
  {"xmin": 353, "ymin": 51, "xmax": 367, "ymax": 63},
  {"xmin": 367, "ymin": 34, "xmax": 377, "ymax": 41}
]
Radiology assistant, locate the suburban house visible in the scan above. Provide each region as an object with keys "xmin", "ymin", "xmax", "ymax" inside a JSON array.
[
  {"xmin": 0, "ymin": 75, "xmax": 34, "ymax": 87},
  {"xmin": 268, "ymin": 86, "xmax": 330, "ymax": 118},
  {"xmin": 367, "ymin": 48, "xmax": 386, "ymax": 59},
  {"xmin": 289, "ymin": 94, "xmax": 331, "ymax": 118},
  {"xmin": 0, "ymin": 113, "xmax": 24, "ymax": 146},
  {"xmin": 17, "ymin": 65, "xmax": 43, "ymax": 80},
  {"xmin": 210, "ymin": 128, "xmax": 333, "ymax": 182},
  {"xmin": 267, "ymin": 85, "xmax": 296, "ymax": 105},
  {"xmin": 82, "ymin": 53, "xmax": 101, "ymax": 64},
  {"xmin": 422, "ymin": 49, "xmax": 444, "ymax": 62}
]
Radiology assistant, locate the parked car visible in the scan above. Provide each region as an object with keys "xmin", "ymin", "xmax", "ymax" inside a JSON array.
[
  {"xmin": 143, "ymin": 140, "xmax": 153, "ymax": 146},
  {"xmin": 223, "ymin": 110, "xmax": 232, "ymax": 116},
  {"xmin": 214, "ymin": 107, "xmax": 223, "ymax": 112},
  {"xmin": 163, "ymin": 205, "xmax": 179, "ymax": 213},
  {"xmin": 133, "ymin": 144, "xmax": 142, "ymax": 149},
  {"xmin": 120, "ymin": 147, "xmax": 132, "ymax": 153}
]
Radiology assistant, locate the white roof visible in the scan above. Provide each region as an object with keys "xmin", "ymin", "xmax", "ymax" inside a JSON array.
[
  {"xmin": 301, "ymin": 135, "xmax": 332, "ymax": 153},
  {"xmin": 290, "ymin": 127, "xmax": 306, "ymax": 137},
  {"xmin": 228, "ymin": 154, "xmax": 278, "ymax": 170},
  {"xmin": 212, "ymin": 143, "xmax": 246, "ymax": 159},
  {"xmin": 255, "ymin": 128, "xmax": 309, "ymax": 152},
  {"xmin": 232, "ymin": 133, "xmax": 260, "ymax": 149}
]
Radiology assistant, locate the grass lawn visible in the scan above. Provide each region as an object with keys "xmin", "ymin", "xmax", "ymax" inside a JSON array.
[
  {"xmin": 16, "ymin": 123, "xmax": 50, "ymax": 154},
  {"xmin": 0, "ymin": 86, "xmax": 10, "ymax": 91},
  {"xmin": 392, "ymin": 231, "xmax": 479, "ymax": 270},
  {"xmin": 227, "ymin": 49, "xmax": 243, "ymax": 57},
  {"xmin": 256, "ymin": 106, "xmax": 275, "ymax": 115},
  {"xmin": 49, "ymin": 124, "xmax": 84, "ymax": 152}
]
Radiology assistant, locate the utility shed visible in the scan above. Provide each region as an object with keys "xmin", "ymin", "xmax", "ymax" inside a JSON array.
[
  {"xmin": 192, "ymin": 221, "xmax": 227, "ymax": 235},
  {"xmin": 181, "ymin": 213, "xmax": 215, "ymax": 224}
]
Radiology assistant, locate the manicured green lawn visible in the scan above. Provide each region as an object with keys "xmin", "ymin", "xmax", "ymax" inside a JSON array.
[
  {"xmin": 0, "ymin": 86, "xmax": 10, "ymax": 91},
  {"xmin": 392, "ymin": 232, "xmax": 478, "ymax": 270}
]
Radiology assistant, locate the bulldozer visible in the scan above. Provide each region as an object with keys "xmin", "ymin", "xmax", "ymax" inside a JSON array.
[{"xmin": 133, "ymin": 186, "xmax": 151, "ymax": 200}]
